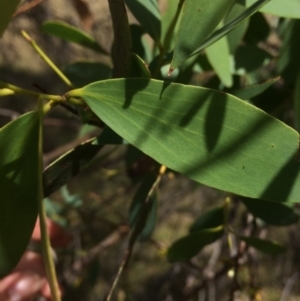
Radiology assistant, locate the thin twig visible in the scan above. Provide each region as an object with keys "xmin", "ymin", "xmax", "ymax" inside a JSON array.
[
  {"xmin": 13, "ymin": 0, "xmax": 46, "ymax": 16},
  {"xmin": 105, "ymin": 165, "xmax": 166, "ymax": 301},
  {"xmin": 21, "ymin": 31, "xmax": 74, "ymax": 88}
]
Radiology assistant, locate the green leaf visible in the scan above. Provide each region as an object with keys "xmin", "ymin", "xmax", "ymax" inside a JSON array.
[
  {"xmin": 232, "ymin": 77, "xmax": 279, "ymax": 100},
  {"xmin": 171, "ymin": 0, "xmax": 236, "ymax": 70},
  {"xmin": 206, "ymin": 26, "xmax": 232, "ymax": 87},
  {"xmin": 239, "ymin": 236, "xmax": 286, "ymax": 255},
  {"xmin": 64, "ymin": 62, "xmax": 112, "ymax": 87},
  {"xmin": 225, "ymin": 3, "xmax": 249, "ymax": 54},
  {"xmin": 242, "ymin": 198, "xmax": 299, "ymax": 226},
  {"xmin": 180, "ymin": 0, "xmax": 270, "ymax": 62},
  {"xmin": 0, "ymin": 0, "xmax": 22, "ymax": 36},
  {"xmin": 0, "ymin": 112, "xmax": 40, "ymax": 276},
  {"xmin": 238, "ymin": 0, "xmax": 300, "ymax": 18},
  {"xmin": 43, "ymin": 138, "xmax": 103, "ymax": 197},
  {"xmin": 67, "ymin": 78, "xmax": 300, "ymax": 203},
  {"xmin": 190, "ymin": 206, "xmax": 224, "ymax": 232},
  {"xmin": 167, "ymin": 227, "xmax": 224, "ymax": 262},
  {"xmin": 124, "ymin": 0, "xmax": 161, "ymax": 41},
  {"xmin": 41, "ymin": 21, "xmax": 106, "ymax": 53}
]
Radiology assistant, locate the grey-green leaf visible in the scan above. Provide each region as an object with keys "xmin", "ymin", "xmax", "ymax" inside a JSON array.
[
  {"xmin": 171, "ymin": 0, "xmax": 236, "ymax": 70},
  {"xmin": 0, "ymin": 0, "xmax": 22, "ymax": 36},
  {"xmin": 66, "ymin": 78, "xmax": 300, "ymax": 203},
  {"xmin": 239, "ymin": 236, "xmax": 286, "ymax": 255},
  {"xmin": 0, "ymin": 112, "xmax": 40, "ymax": 276},
  {"xmin": 167, "ymin": 227, "xmax": 224, "ymax": 262},
  {"xmin": 41, "ymin": 21, "xmax": 106, "ymax": 53},
  {"xmin": 242, "ymin": 198, "xmax": 299, "ymax": 226}
]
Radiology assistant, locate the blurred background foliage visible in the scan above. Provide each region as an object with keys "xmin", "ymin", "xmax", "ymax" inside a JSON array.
[{"xmin": 1, "ymin": 0, "xmax": 300, "ymax": 300}]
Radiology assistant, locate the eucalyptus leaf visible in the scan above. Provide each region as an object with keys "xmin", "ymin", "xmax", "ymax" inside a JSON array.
[
  {"xmin": 171, "ymin": 0, "xmax": 236, "ymax": 70},
  {"xmin": 41, "ymin": 21, "xmax": 106, "ymax": 53},
  {"xmin": 242, "ymin": 198, "xmax": 299, "ymax": 226},
  {"xmin": 167, "ymin": 227, "xmax": 224, "ymax": 262},
  {"xmin": 0, "ymin": 0, "xmax": 22, "ymax": 36},
  {"xmin": 239, "ymin": 236, "xmax": 286, "ymax": 255},
  {"xmin": 0, "ymin": 111, "xmax": 40, "ymax": 276},
  {"xmin": 66, "ymin": 78, "xmax": 300, "ymax": 203}
]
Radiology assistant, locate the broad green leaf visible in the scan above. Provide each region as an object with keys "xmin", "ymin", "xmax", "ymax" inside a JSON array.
[
  {"xmin": 181, "ymin": 0, "xmax": 270, "ymax": 61},
  {"xmin": 41, "ymin": 21, "xmax": 106, "ymax": 53},
  {"xmin": 190, "ymin": 206, "xmax": 224, "ymax": 232},
  {"xmin": 242, "ymin": 198, "xmax": 299, "ymax": 226},
  {"xmin": 0, "ymin": 0, "xmax": 21, "ymax": 36},
  {"xmin": 232, "ymin": 77, "xmax": 279, "ymax": 100},
  {"xmin": 0, "ymin": 112, "xmax": 40, "ymax": 276},
  {"xmin": 64, "ymin": 62, "xmax": 112, "ymax": 87},
  {"xmin": 225, "ymin": 3, "xmax": 249, "ymax": 53},
  {"xmin": 238, "ymin": 0, "xmax": 300, "ymax": 18},
  {"xmin": 124, "ymin": 0, "xmax": 161, "ymax": 41},
  {"xmin": 239, "ymin": 236, "xmax": 286, "ymax": 255},
  {"xmin": 277, "ymin": 20, "xmax": 300, "ymax": 84},
  {"xmin": 206, "ymin": 25, "xmax": 232, "ymax": 87},
  {"xmin": 66, "ymin": 78, "xmax": 300, "ymax": 203},
  {"xmin": 167, "ymin": 227, "xmax": 224, "ymax": 262},
  {"xmin": 43, "ymin": 138, "xmax": 103, "ymax": 197},
  {"xmin": 171, "ymin": 0, "xmax": 236, "ymax": 70}
]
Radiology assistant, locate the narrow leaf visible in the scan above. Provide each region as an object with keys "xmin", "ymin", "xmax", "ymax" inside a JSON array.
[
  {"xmin": 232, "ymin": 77, "xmax": 279, "ymax": 100},
  {"xmin": 41, "ymin": 21, "xmax": 106, "ymax": 53},
  {"xmin": 167, "ymin": 227, "xmax": 224, "ymax": 262},
  {"xmin": 0, "ymin": 0, "xmax": 22, "ymax": 36},
  {"xmin": 225, "ymin": 3, "xmax": 249, "ymax": 53},
  {"xmin": 190, "ymin": 206, "xmax": 224, "ymax": 232},
  {"xmin": 186, "ymin": 0, "xmax": 270, "ymax": 61},
  {"xmin": 206, "ymin": 28, "xmax": 232, "ymax": 87},
  {"xmin": 124, "ymin": 0, "xmax": 161, "ymax": 41},
  {"xmin": 239, "ymin": 236, "xmax": 286, "ymax": 255},
  {"xmin": 171, "ymin": 0, "xmax": 236, "ymax": 70},
  {"xmin": 0, "ymin": 112, "xmax": 40, "ymax": 276},
  {"xmin": 43, "ymin": 138, "xmax": 103, "ymax": 197},
  {"xmin": 242, "ymin": 198, "xmax": 299, "ymax": 226},
  {"xmin": 66, "ymin": 78, "xmax": 300, "ymax": 203},
  {"xmin": 238, "ymin": 0, "xmax": 300, "ymax": 18}
]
